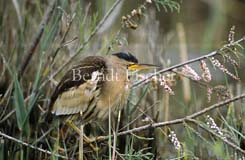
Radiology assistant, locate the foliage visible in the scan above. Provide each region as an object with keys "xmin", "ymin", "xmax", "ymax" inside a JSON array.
[{"xmin": 0, "ymin": 0, "xmax": 244, "ymax": 159}]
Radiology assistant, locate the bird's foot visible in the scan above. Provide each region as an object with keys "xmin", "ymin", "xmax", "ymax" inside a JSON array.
[
  {"xmin": 83, "ymin": 136, "xmax": 99, "ymax": 152},
  {"xmin": 66, "ymin": 119, "xmax": 99, "ymax": 152}
]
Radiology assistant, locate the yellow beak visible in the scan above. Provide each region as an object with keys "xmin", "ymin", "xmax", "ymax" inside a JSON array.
[{"xmin": 128, "ymin": 64, "xmax": 160, "ymax": 71}]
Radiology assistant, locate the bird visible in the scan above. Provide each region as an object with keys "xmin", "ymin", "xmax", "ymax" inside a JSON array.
[
  {"xmin": 48, "ymin": 52, "xmax": 158, "ymax": 125},
  {"xmin": 47, "ymin": 52, "xmax": 158, "ymax": 159}
]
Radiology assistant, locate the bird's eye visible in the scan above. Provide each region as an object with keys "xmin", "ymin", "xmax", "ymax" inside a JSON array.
[
  {"xmin": 126, "ymin": 64, "xmax": 132, "ymax": 69},
  {"xmin": 127, "ymin": 64, "xmax": 134, "ymax": 69}
]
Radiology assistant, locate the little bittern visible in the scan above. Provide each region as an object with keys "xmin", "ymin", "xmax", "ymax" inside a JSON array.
[
  {"xmin": 49, "ymin": 52, "xmax": 158, "ymax": 124},
  {"xmin": 47, "ymin": 52, "xmax": 157, "ymax": 159}
]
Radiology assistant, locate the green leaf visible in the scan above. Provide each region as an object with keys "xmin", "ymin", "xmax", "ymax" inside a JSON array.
[{"xmin": 13, "ymin": 75, "xmax": 30, "ymax": 136}]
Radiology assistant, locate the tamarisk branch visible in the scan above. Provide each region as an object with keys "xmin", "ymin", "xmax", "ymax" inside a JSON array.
[
  {"xmin": 94, "ymin": 93, "xmax": 245, "ymax": 143},
  {"xmin": 132, "ymin": 36, "xmax": 245, "ymax": 88}
]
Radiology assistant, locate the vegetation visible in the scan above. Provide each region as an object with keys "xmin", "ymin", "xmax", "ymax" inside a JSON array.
[{"xmin": 0, "ymin": 0, "xmax": 244, "ymax": 159}]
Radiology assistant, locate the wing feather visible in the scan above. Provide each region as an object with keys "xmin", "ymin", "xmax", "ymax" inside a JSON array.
[{"xmin": 49, "ymin": 56, "xmax": 106, "ymax": 116}]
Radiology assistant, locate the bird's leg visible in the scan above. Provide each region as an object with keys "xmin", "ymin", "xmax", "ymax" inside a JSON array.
[
  {"xmin": 65, "ymin": 119, "xmax": 99, "ymax": 151},
  {"xmin": 65, "ymin": 119, "xmax": 93, "ymax": 143},
  {"xmin": 65, "ymin": 119, "xmax": 80, "ymax": 134}
]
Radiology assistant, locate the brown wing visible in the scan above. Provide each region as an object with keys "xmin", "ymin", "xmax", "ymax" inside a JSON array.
[{"xmin": 49, "ymin": 56, "xmax": 107, "ymax": 116}]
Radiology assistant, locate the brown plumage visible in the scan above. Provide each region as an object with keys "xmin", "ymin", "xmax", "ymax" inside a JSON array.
[
  {"xmin": 49, "ymin": 56, "xmax": 106, "ymax": 120},
  {"xmin": 48, "ymin": 52, "xmax": 157, "ymax": 124},
  {"xmin": 49, "ymin": 56, "xmax": 107, "ymax": 109},
  {"xmin": 49, "ymin": 53, "xmax": 130, "ymax": 124}
]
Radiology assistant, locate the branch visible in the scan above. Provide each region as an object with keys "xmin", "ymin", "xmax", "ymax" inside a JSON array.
[
  {"xmin": 0, "ymin": 131, "xmax": 68, "ymax": 159},
  {"xmin": 40, "ymin": 0, "xmax": 123, "ymax": 89},
  {"xmin": 189, "ymin": 119, "xmax": 245, "ymax": 155},
  {"xmin": 93, "ymin": 93, "xmax": 245, "ymax": 142},
  {"xmin": 19, "ymin": 0, "xmax": 56, "ymax": 77},
  {"xmin": 132, "ymin": 36, "xmax": 245, "ymax": 88},
  {"xmin": 49, "ymin": 12, "xmax": 76, "ymax": 63}
]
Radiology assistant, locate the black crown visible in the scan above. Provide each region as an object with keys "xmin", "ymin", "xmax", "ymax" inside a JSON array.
[{"xmin": 112, "ymin": 52, "xmax": 138, "ymax": 63}]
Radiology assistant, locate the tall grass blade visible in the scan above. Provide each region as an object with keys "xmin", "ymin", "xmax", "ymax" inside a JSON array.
[{"xmin": 13, "ymin": 75, "xmax": 30, "ymax": 136}]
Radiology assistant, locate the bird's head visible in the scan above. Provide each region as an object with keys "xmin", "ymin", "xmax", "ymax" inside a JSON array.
[{"xmin": 112, "ymin": 52, "xmax": 159, "ymax": 71}]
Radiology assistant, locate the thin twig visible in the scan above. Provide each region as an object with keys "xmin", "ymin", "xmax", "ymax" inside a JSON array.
[
  {"xmin": 19, "ymin": 0, "xmax": 57, "ymax": 77},
  {"xmin": 119, "ymin": 101, "xmax": 158, "ymax": 131},
  {"xmin": 0, "ymin": 109, "xmax": 15, "ymax": 124},
  {"xmin": 172, "ymin": 70, "xmax": 230, "ymax": 97},
  {"xmin": 79, "ymin": 124, "xmax": 84, "ymax": 160},
  {"xmin": 188, "ymin": 119, "xmax": 245, "ymax": 155},
  {"xmin": 49, "ymin": 13, "xmax": 76, "ymax": 63},
  {"xmin": 40, "ymin": 0, "xmax": 123, "ymax": 89},
  {"xmin": 132, "ymin": 36, "xmax": 245, "ymax": 88},
  {"xmin": 92, "ymin": 93, "xmax": 245, "ymax": 142},
  {"xmin": 112, "ymin": 130, "xmax": 117, "ymax": 160},
  {"xmin": 112, "ymin": 110, "xmax": 121, "ymax": 160},
  {"xmin": 0, "ymin": 131, "xmax": 68, "ymax": 159}
]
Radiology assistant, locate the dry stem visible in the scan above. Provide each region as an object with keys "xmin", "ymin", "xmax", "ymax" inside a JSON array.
[{"xmin": 93, "ymin": 93, "xmax": 245, "ymax": 142}]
